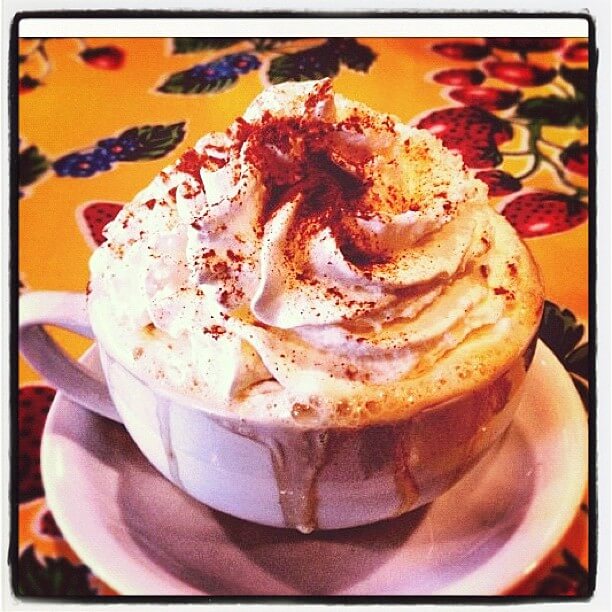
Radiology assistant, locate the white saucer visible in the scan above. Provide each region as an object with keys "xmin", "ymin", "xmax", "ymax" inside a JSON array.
[{"xmin": 40, "ymin": 341, "xmax": 587, "ymax": 596}]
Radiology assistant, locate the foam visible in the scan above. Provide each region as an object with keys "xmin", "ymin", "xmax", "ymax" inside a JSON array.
[{"xmin": 87, "ymin": 79, "xmax": 544, "ymax": 426}]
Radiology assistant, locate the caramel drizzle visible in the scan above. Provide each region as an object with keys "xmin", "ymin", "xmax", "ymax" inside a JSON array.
[
  {"xmin": 392, "ymin": 438, "xmax": 420, "ymax": 517},
  {"xmin": 218, "ymin": 419, "xmax": 330, "ymax": 533},
  {"xmin": 268, "ymin": 431, "xmax": 329, "ymax": 534},
  {"xmin": 156, "ymin": 398, "xmax": 183, "ymax": 488}
]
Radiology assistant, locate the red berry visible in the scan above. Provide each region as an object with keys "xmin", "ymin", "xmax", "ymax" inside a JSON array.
[
  {"xmin": 535, "ymin": 574, "xmax": 581, "ymax": 596},
  {"xmin": 476, "ymin": 170, "xmax": 522, "ymax": 196},
  {"xmin": 560, "ymin": 142, "xmax": 588, "ymax": 177},
  {"xmin": 564, "ymin": 42, "xmax": 589, "ymax": 63},
  {"xmin": 432, "ymin": 42, "xmax": 490, "ymax": 61},
  {"xmin": 417, "ymin": 106, "xmax": 513, "ymax": 169},
  {"xmin": 484, "ymin": 61, "xmax": 556, "ymax": 86},
  {"xmin": 80, "ymin": 46, "xmax": 125, "ymax": 70},
  {"xmin": 19, "ymin": 75, "xmax": 40, "ymax": 94},
  {"xmin": 78, "ymin": 201, "xmax": 124, "ymax": 248},
  {"xmin": 501, "ymin": 191, "xmax": 587, "ymax": 237},
  {"xmin": 485, "ymin": 38, "xmax": 564, "ymax": 53},
  {"xmin": 432, "ymin": 68, "xmax": 485, "ymax": 86},
  {"xmin": 448, "ymin": 86, "xmax": 522, "ymax": 111},
  {"xmin": 19, "ymin": 385, "xmax": 56, "ymax": 503}
]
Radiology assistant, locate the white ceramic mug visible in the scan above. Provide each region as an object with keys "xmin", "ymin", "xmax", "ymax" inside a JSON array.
[{"xmin": 19, "ymin": 290, "xmax": 537, "ymax": 532}]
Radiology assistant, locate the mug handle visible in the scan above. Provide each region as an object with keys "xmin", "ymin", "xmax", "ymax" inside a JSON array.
[{"xmin": 19, "ymin": 291, "xmax": 122, "ymax": 423}]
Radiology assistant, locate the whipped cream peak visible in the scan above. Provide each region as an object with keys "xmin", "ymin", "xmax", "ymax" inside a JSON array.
[
  {"xmin": 242, "ymin": 77, "xmax": 337, "ymax": 123},
  {"xmin": 88, "ymin": 79, "xmax": 536, "ymax": 417},
  {"xmin": 177, "ymin": 80, "xmax": 487, "ymax": 319}
]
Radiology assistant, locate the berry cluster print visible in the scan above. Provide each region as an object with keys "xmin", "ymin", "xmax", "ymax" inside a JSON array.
[
  {"xmin": 159, "ymin": 51, "xmax": 263, "ymax": 94},
  {"xmin": 421, "ymin": 37, "xmax": 589, "ymax": 238},
  {"xmin": 18, "ymin": 38, "xmax": 376, "ymax": 198},
  {"xmin": 157, "ymin": 37, "xmax": 376, "ymax": 94},
  {"xmin": 52, "ymin": 123, "xmax": 186, "ymax": 177},
  {"xmin": 18, "ymin": 123, "xmax": 185, "ymax": 196}
]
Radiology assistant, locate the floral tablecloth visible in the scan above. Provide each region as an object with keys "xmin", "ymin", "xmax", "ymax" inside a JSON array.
[{"xmin": 17, "ymin": 36, "xmax": 590, "ymax": 597}]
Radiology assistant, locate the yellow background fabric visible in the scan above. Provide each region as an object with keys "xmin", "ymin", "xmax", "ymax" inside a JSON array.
[{"xmin": 18, "ymin": 36, "xmax": 589, "ymax": 596}]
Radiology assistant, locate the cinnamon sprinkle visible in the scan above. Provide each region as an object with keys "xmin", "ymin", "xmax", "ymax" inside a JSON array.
[
  {"xmin": 203, "ymin": 324, "xmax": 226, "ymax": 339},
  {"xmin": 344, "ymin": 365, "xmax": 358, "ymax": 380}
]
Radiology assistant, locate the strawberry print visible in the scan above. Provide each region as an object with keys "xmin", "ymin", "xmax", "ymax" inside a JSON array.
[
  {"xmin": 534, "ymin": 549, "xmax": 589, "ymax": 596},
  {"xmin": 432, "ymin": 68, "xmax": 485, "ymax": 86},
  {"xmin": 76, "ymin": 201, "xmax": 124, "ymax": 249},
  {"xmin": 19, "ymin": 385, "xmax": 56, "ymax": 503},
  {"xmin": 18, "ymin": 39, "xmax": 125, "ymax": 103},
  {"xmin": 417, "ymin": 106, "xmax": 512, "ymax": 168},
  {"xmin": 475, "ymin": 170, "xmax": 522, "ymax": 196},
  {"xmin": 484, "ymin": 61, "xmax": 556, "ymax": 86},
  {"xmin": 563, "ymin": 42, "xmax": 588, "ymax": 63},
  {"xmin": 432, "ymin": 42, "xmax": 490, "ymax": 60},
  {"xmin": 80, "ymin": 46, "xmax": 125, "ymax": 70},
  {"xmin": 500, "ymin": 192, "xmax": 588, "ymax": 238},
  {"xmin": 535, "ymin": 575, "xmax": 582, "ymax": 596},
  {"xmin": 448, "ymin": 86, "xmax": 522, "ymax": 111},
  {"xmin": 426, "ymin": 35, "xmax": 589, "ymax": 240},
  {"xmin": 485, "ymin": 38, "xmax": 564, "ymax": 53},
  {"xmin": 560, "ymin": 142, "xmax": 588, "ymax": 177}
]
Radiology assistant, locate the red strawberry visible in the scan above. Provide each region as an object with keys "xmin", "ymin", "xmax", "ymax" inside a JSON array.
[
  {"xmin": 432, "ymin": 68, "xmax": 485, "ymax": 86},
  {"xmin": 76, "ymin": 201, "xmax": 124, "ymax": 249},
  {"xmin": 80, "ymin": 46, "xmax": 125, "ymax": 70},
  {"xmin": 485, "ymin": 38, "xmax": 564, "ymax": 53},
  {"xmin": 560, "ymin": 142, "xmax": 588, "ymax": 177},
  {"xmin": 501, "ymin": 192, "xmax": 587, "ymax": 237},
  {"xmin": 19, "ymin": 385, "xmax": 56, "ymax": 503},
  {"xmin": 417, "ymin": 106, "xmax": 513, "ymax": 169},
  {"xmin": 39, "ymin": 509, "xmax": 63, "ymax": 538},
  {"xmin": 563, "ymin": 42, "xmax": 588, "ymax": 63},
  {"xmin": 432, "ymin": 42, "xmax": 490, "ymax": 61},
  {"xmin": 484, "ymin": 61, "xmax": 556, "ymax": 86},
  {"xmin": 476, "ymin": 170, "xmax": 522, "ymax": 196},
  {"xmin": 19, "ymin": 75, "xmax": 41, "ymax": 94},
  {"xmin": 535, "ymin": 572, "xmax": 585, "ymax": 597},
  {"xmin": 448, "ymin": 86, "xmax": 522, "ymax": 111}
]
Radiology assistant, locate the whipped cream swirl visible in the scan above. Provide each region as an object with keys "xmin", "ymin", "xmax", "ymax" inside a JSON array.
[{"xmin": 89, "ymin": 79, "xmax": 513, "ymax": 412}]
